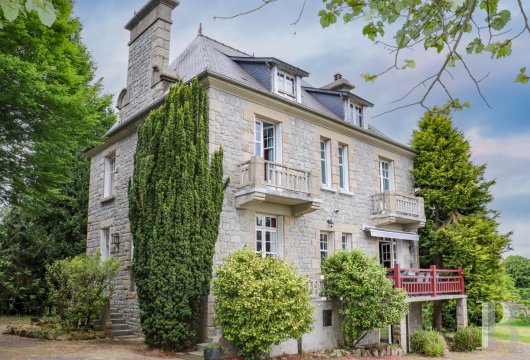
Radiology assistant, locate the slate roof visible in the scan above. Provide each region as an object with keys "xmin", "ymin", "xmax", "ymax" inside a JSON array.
[{"xmin": 109, "ymin": 34, "xmax": 399, "ymax": 145}]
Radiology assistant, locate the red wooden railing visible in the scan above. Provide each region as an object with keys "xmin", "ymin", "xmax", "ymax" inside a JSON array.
[{"xmin": 387, "ymin": 264, "xmax": 465, "ymax": 296}]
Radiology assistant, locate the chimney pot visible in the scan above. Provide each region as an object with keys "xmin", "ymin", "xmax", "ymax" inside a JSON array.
[{"xmin": 334, "ymin": 73, "xmax": 342, "ymax": 81}]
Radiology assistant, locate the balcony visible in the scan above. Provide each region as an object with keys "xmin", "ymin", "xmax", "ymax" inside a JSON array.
[
  {"xmin": 371, "ymin": 192, "xmax": 426, "ymax": 230},
  {"xmin": 235, "ymin": 156, "xmax": 321, "ymax": 216},
  {"xmin": 387, "ymin": 264, "xmax": 465, "ymax": 298}
]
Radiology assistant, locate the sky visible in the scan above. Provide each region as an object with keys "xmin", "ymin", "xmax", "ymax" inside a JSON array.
[{"xmin": 74, "ymin": 0, "xmax": 530, "ymax": 257}]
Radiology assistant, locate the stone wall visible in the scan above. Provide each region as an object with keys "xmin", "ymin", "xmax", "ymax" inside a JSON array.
[{"xmin": 86, "ymin": 83, "xmax": 419, "ymax": 344}]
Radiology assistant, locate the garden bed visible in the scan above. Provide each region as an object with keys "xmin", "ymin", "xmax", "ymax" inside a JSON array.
[{"xmin": 2, "ymin": 317, "xmax": 107, "ymax": 341}]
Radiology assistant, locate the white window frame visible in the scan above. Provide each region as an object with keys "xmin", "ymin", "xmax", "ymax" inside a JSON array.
[
  {"xmin": 275, "ymin": 69, "xmax": 296, "ymax": 99},
  {"xmin": 256, "ymin": 214, "xmax": 279, "ymax": 258},
  {"xmin": 100, "ymin": 228, "xmax": 111, "ymax": 260},
  {"xmin": 103, "ymin": 154, "xmax": 116, "ymax": 198},
  {"xmin": 346, "ymin": 101, "xmax": 364, "ymax": 128},
  {"xmin": 379, "ymin": 239, "xmax": 397, "ymax": 268},
  {"xmin": 341, "ymin": 233, "xmax": 352, "ymax": 250},
  {"xmin": 320, "ymin": 139, "xmax": 331, "ymax": 187},
  {"xmin": 255, "ymin": 120, "xmax": 282, "ymax": 163},
  {"xmin": 320, "ymin": 232, "xmax": 331, "ymax": 261},
  {"xmin": 338, "ymin": 145, "xmax": 349, "ymax": 190},
  {"xmin": 379, "ymin": 159, "xmax": 395, "ymax": 192}
]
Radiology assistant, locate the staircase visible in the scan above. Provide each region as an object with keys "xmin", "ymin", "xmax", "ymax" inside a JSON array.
[{"xmin": 92, "ymin": 307, "xmax": 136, "ymax": 339}]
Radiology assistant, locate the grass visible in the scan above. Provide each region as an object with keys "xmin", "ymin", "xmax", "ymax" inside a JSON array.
[{"xmin": 494, "ymin": 318, "xmax": 530, "ymax": 344}]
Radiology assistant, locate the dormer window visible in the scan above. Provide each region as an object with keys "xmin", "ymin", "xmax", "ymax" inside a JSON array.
[
  {"xmin": 275, "ymin": 70, "xmax": 296, "ymax": 99},
  {"xmin": 347, "ymin": 101, "xmax": 363, "ymax": 127}
]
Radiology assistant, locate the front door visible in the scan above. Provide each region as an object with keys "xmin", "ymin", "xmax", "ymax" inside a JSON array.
[{"xmin": 379, "ymin": 240, "xmax": 397, "ymax": 268}]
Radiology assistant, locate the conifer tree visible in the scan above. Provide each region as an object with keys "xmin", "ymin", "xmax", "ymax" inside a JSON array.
[
  {"xmin": 128, "ymin": 79, "xmax": 227, "ymax": 350},
  {"xmin": 411, "ymin": 111, "xmax": 510, "ymax": 328}
]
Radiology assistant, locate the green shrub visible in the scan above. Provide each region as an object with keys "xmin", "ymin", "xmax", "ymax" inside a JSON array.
[
  {"xmin": 452, "ymin": 326, "xmax": 481, "ymax": 351},
  {"xmin": 321, "ymin": 250, "xmax": 408, "ymax": 347},
  {"xmin": 45, "ymin": 252, "xmax": 120, "ymax": 329},
  {"xmin": 213, "ymin": 249, "xmax": 314, "ymax": 359},
  {"xmin": 410, "ymin": 330, "xmax": 447, "ymax": 357}
]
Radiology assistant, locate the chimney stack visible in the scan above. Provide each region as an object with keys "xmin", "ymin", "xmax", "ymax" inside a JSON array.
[
  {"xmin": 334, "ymin": 73, "xmax": 342, "ymax": 81},
  {"xmin": 119, "ymin": 0, "xmax": 179, "ymax": 120}
]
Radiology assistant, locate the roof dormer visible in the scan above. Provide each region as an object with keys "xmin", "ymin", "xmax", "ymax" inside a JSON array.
[
  {"xmin": 229, "ymin": 56, "xmax": 308, "ymax": 104},
  {"xmin": 303, "ymin": 74, "xmax": 373, "ymax": 129}
]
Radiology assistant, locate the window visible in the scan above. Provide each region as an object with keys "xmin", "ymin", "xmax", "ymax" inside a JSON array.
[
  {"xmin": 338, "ymin": 145, "xmax": 349, "ymax": 190},
  {"xmin": 320, "ymin": 139, "xmax": 331, "ymax": 186},
  {"xmin": 347, "ymin": 102, "xmax": 363, "ymax": 127},
  {"xmin": 103, "ymin": 154, "xmax": 116, "ymax": 198},
  {"xmin": 341, "ymin": 233, "xmax": 352, "ymax": 250},
  {"xmin": 320, "ymin": 232, "xmax": 330, "ymax": 261},
  {"xmin": 255, "ymin": 121, "xmax": 278, "ymax": 162},
  {"xmin": 256, "ymin": 215, "xmax": 278, "ymax": 258},
  {"xmin": 100, "ymin": 228, "xmax": 110, "ymax": 260},
  {"xmin": 379, "ymin": 159, "xmax": 394, "ymax": 192},
  {"xmin": 323, "ymin": 309, "xmax": 333, "ymax": 327},
  {"xmin": 276, "ymin": 70, "xmax": 296, "ymax": 99}
]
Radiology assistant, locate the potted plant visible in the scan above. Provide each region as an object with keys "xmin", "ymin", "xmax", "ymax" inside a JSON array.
[{"xmin": 204, "ymin": 342, "xmax": 223, "ymax": 360}]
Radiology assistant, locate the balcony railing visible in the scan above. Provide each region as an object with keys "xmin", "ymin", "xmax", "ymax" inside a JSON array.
[
  {"xmin": 239, "ymin": 156, "xmax": 311, "ymax": 193},
  {"xmin": 236, "ymin": 156, "xmax": 320, "ymax": 216},
  {"xmin": 306, "ymin": 273, "xmax": 324, "ymax": 299},
  {"xmin": 371, "ymin": 192, "xmax": 426, "ymax": 229},
  {"xmin": 387, "ymin": 264, "xmax": 465, "ymax": 297}
]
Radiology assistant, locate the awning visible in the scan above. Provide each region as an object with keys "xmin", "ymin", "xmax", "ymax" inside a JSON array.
[{"xmin": 362, "ymin": 225, "xmax": 419, "ymax": 241}]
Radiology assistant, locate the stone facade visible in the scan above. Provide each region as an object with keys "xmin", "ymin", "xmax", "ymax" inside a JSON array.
[{"xmin": 86, "ymin": 0, "xmax": 465, "ymax": 354}]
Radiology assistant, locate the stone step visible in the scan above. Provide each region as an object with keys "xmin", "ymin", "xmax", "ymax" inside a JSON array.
[
  {"xmin": 111, "ymin": 318, "xmax": 126, "ymax": 325},
  {"xmin": 110, "ymin": 313, "xmax": 122, "ymax": 319},
  {"xmin": 112, "ymin": 329, "xmax": 135, "ymax": 337},
  {"xmin": 110, "ymin": 323, "xmax": 129, "ymax": 331},
  {"xmin": 196, "ymin": 343, "xmax": 212, "ymax": 352}
]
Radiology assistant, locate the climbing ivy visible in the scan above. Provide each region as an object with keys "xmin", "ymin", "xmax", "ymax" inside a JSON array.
[{"xmin": 129, "ymin": 79, "xmax": 227, "ymax": 350}]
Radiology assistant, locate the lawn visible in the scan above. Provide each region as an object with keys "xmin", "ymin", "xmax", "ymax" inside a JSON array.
[{"xmin": 494, "ymin": 318, "xmax": 530, "ymax": 344}]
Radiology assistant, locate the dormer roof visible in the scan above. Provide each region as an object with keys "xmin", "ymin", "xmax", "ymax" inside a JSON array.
[{"xmin": 229, "ymin": 56, "xmax": 310, "ymax": 78}]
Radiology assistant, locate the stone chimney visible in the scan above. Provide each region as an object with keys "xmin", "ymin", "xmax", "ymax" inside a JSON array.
[
  {"xmin": 322, "ymin": 72, "xmax": 354, "ymax": 92},
  {"xmin": 118, "ymin": 0, "xmax": 179, "ymax": 121}
]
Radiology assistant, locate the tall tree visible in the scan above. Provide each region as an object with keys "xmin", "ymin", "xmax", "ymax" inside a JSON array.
[
  {"xmin": 0, "ymin": 0, "xmax": 114, "ymax": 314},
  {"xmin": 504, "ymin": 255, "xmax": 530, "ymax": 289},
  {"xmin": 0, "ymin": 0, "xmax": 113, "ymax": 206},
  {"xmin": 411, "ymin": 110, "xmax": 511, "ymax": 328},
  {"xmin": 129, "ymin": 79, "xmax": 227, "ymax": 350}
]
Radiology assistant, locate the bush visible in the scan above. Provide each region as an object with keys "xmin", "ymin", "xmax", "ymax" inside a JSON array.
[
  {"xmin": 451, "ymin": 326, "xmax": 481, "ymax": 351},
  {"xmin": 45, "ymin": 252, "xmax": 120, "ymax": 329},
  {"xmin": 321, "ymin": 250, "xmax": 408, "ymax": 347},
  {"xmin": 410, "ymin": 330, "xmax": 447, "ymax": 357},
  {"xmin": 213, "ymin": 249, "xmax": 314, "ymax": 359}
]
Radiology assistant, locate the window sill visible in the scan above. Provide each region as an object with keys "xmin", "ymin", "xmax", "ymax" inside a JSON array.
[
  {"xmin": 339, "ymin": 189, "xmax": 354, "ymax": 196},
  {"xmin": 320, "ymin": 186, "xmax": 337, "ymax": 193},
  {"xmin": 100, "ymin": 195, "xmax": 115, "ymax": 204}
]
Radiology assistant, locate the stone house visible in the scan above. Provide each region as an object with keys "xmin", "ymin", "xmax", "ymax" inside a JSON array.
[{"xmin": 86, "ymin": 0, "xmax": 468, "ymax": 354}]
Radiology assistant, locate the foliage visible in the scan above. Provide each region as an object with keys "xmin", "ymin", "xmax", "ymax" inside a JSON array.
[
  {"xmin": 410, "ymin": 330, "xmax": 447, "ymax": 357},
  {"xmin": 321, "ymin": 250, "xmax": 408, "ymax": 347},
  {"xmin": 411, "ymin": 111, "xmax": 511, "ymax": 327},
  {"xmin": 45, "ymin": 252, "xmax": 119, "ymax": 329},
  {"xmin": 317, "ymin": 0, "xmax": 529, "ymax": 106},
  {"xmin": 213, "ymin": 249, "xmax": 313, "ymax": 359},
  {"xmin": 0, "ymin": 0, "xmax": 56, "ymax": 26},
  {"xmin": 0, "ymin": 152, "xmax": 110, "ymax": 315},
  {"xmin": 451, "ymin": 326, "xmax": 482, "ymax": 352},
  {"xmin": 504, "ymin": 255, "xmax": 530, "ymax": 289},
  {"xmin": 129, "ymin": 79, "xmax": 227, "ymax": 350},
  {"xmin": 0, "ymin": 0, "xmax": 114, "ymax": 206},
  {"xmin": 438, "ymin": 215, "xmax": 512, "ymax": 324}
]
